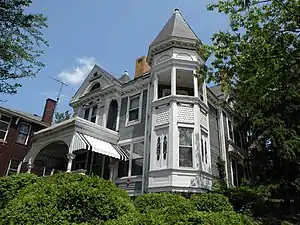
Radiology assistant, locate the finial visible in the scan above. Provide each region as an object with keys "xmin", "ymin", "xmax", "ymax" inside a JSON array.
[
  {"xmin": 174, "ymin": 8, "xmax": 179, "ymax": 13},
  {"xmin": 123, "ymin": 70, "xmax": 129, "ymax": 76}
]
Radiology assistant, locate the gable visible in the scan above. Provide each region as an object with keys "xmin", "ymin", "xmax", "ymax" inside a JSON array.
[{"xmin": 70, "ymin": 65, "xmax": 121, "ymax": 104}]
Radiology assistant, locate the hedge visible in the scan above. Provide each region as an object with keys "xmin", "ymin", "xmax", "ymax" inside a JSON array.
[
  {"xmin": 190, "ymin": 193, "xmax": 233, "ymax": 212},
  {"xmin": 0, "ymin": 173, "xmax": 136, "ymax": 225},
  {"xmin": 0, "ymin": 173, "xmax": 37, "ymax": 209}
]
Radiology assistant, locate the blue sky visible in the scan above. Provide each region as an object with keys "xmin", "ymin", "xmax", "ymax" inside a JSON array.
[{"xmin": 1, "ymin": 0, "xmax": 229, "ymax": 117}]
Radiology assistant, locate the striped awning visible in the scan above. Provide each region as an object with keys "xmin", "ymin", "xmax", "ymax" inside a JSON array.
[{"xmin": 72, "ymin": 132, "xmax": 129, "ymax": 161}]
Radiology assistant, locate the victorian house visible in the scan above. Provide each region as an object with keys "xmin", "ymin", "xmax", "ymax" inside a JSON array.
[{"xmin": 22, "ymin": 9, "xmax": 247, "ymax": 195}]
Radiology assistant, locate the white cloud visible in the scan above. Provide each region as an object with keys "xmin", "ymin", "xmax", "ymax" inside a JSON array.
[
  {"xmin": 40, "ymin": 92, "xmax": 66, "ymax": 100},
  {"xmin": 58, "ymin": 57, "xmax": 96, "ymax": 85}
]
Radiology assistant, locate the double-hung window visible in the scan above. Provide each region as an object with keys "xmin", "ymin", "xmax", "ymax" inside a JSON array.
[
  {"xmin": 179, "ymin": 127, "xmax": 193, "ymax": 167},
  {"xmin": 0, "ymin": 114, "xmax": 11, "ymax": 141},
  {"xmin": 127, "ymin": 93, "xmax": 142, "ymax": 125},
  {"xmin": 227, "ymin": 119, "xmax": 234, "ymax": 140},
  {"xmin": 118, "ymin": 141, "xmax": 144, "ymax": 178},
  {"xmin": 83, "ymin": 105, "xmax": 98, "ymax": 123},
  {"xmin": 16, "ymin": 122, "xmax": 31, "ymax": 145}
]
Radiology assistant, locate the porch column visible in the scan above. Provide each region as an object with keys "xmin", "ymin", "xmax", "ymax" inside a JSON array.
[
  {"xmin": 193, "ymin": 70, "xmax": 199, "ymax": 97},
  {"xmin": 108, "ymin": 164, "xmax": 115, "ymax": 181},
  {"xmin": 108, "ymin": 158, "xmax": 116, "ymax": 181},
  {"xmin": 153, "ymin": 73, "xmax": 158, "ymax": 101},
  {"xmin": 171, "ymin": 67, "xmax": 176, "ymax": 95},
  {"xmin": 66, "ymin": 153, "xmax": 75, "ymax": 173},
  {"xmin": 27, "ymin": 158, "xmax": 33, "ymax": 173}
]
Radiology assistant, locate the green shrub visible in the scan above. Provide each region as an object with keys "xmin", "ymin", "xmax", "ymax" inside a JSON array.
[
  {"xmin": 224, "ymin": 185, "xmax": 270, "ymax": 216},
  {"xmin": 0, "ymin": 173, "xmax": 37, "ymax": 209},
  {"xmin": 134, "ymin": 192, "xmax": 195, "ymax": 213},
  {"xmin": 186, "ymin": 211, "xmax": 258, "ymax": 225},
  {"xmin": 0, "ymin": 173, "xmax": 136, "ymax": 225},
  {"xmin": 134, "ymin": 193, "xmax": 196, "ymax": 225},
  {"xmin": 191, "ymin": 193, "xmax": 233, "ymax": 212}
]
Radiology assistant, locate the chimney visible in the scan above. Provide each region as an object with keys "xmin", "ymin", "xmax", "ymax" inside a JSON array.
[
  {"xmin": 134, "ymin": 56, "xmax": 151, "ymax": 79},
  {"xmin": 42, "ymin": 98, "xmax": 57, "ymax": 125}
]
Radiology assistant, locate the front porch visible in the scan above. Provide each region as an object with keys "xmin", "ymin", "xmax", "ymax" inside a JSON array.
[{"xmin": 22, "ymin": 117, "xmax": 129, "ymax": 181}]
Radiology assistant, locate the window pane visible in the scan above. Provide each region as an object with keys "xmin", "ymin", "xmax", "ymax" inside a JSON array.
[
  {"xmin": 1, "ymin": 115, "xmax": 11, "ymax": 123},
  {"xmin": 10, "ymin": 159, "xmax": 19, "ymax": 169},
  {"xmin": 132, "ymin": 158, "xmax": 143, "ymax": 176},
  {"xmin": 91, "ymin": 116, "xmax": 96, "ymax": 123},
  {"xmin": 129, "ymin": 109, "xmax": 139, "ymax": 121},
  {"xmin": 179, "ymin": 128, "xmax": 193, "ymax": 146},
  {"xmin": 0, "ymin": 131, "xmax": 6, "ymax": 139},
  {"xmin": 84, "ymin": 108, "xmax": 90, "ymax": 120},
  {"xmin": 0, "ymin": 122, "xmax": 9, "ymax": 131},
  {"xmin": 232, "ymin": 160, "xmax": 238, "ymax": 186},
  {"xmin": 129, "ymin": 96, "xmax": 139, "ymax": 109},
  {"xmin": 133, "ymin": 142, "xmax": 144, "ymax": 158},
  {"xmin": 19, "ymin": 123, "xmax": 30, "ymax": 134},
  {"xmin": 17, "ymin": 133, "xmax": 27, "ymax": 144},
  {"xmin": 179, "ymin": 147, "xmax": 193, "ymax": 167},
  {"xmin": 234, "ymin": 131, "xmax": 242, "ymax": 148},
  {"xmin": 228, "ymin": 120, "xmax": 234, "ymax": 140},
  {"xmin": 92, "ymin": 106, "xmax": 97, "ymax": 116}
]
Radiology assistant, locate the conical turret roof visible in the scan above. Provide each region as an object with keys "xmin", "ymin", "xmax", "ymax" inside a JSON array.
[{"xmin": 151, "ymin": 9, "xmax": 199, "ymax": 46}]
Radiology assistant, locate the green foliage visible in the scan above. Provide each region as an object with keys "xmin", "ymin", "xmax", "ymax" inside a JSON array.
[
  {"xmin": 0, "ymin": 173, "xmax": 37, "ymax": 209},
  {"xmin": 54, "ymin": 110, "xmax": 72, "ymax": 124},
  {"xmin": 0, "ymin": 0, "xmax": 48, "ymax": 95},
  {"xmin": 216, "ymin": 156, "xmax": 227, "ymax": 189},
  {"xmin": 0, "ymin": 173, "xmax": 135, "ymax": 225},
  {"xmin": 134, "ymin": 192, "xmax": 195, "ymax": 214},
  {"xmin": 206, "ymin": 0, "xmax": 300, "ymax": 202},
  {"xmin": 186, "ymin": 211, "xmax": 257, "ymax": 225},
  {"xmin": 223, "ymin": 185, "xmax": 270, "ymax": 216},
  {"xmin": 191, "ymin": 193, "xmax": 233, "ymax": 212},
  {"xmin": 134, "ymin": 193, "xmax": 196, "ymax": 225}
]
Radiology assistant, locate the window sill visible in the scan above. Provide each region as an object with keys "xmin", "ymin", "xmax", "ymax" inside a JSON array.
[
  {"xmin": 0, "ymin": 139, "xmax": 7, "ymax": 145},
  {"xmin": 15, "ymin": 142, "xmax": 28, "ymax": 147},
  {"xmin": 125, "ymin": 119, "xmax": 141, "ymax": 127}
]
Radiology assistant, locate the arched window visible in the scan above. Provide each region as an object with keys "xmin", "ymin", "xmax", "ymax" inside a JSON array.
[
  {"xmin": 163, "ymin": 135, "xmax": 167, "ymax": 160},
  {"xmin": 156, "ymin": 137, "xmax": 161, "ymax": 161},
  {"xmin": 90, "ymin": 82, "xmax": 100, "ymax": 92},
  {"xmin": 106, "ymin": 100, "xmax": 118, "ymax": 131}
]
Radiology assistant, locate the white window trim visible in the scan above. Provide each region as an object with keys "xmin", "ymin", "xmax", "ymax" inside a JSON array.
[
  {"xmin": 125, "ymin": 91, "xmax": 143, "ymax": 127},
  {"xmin": 226, "ymin": 117, "xmax": 234, "ymax": 141},
  {"xmin": 118, "ymin": 139, "xmax": 144, "ymax": 179},
  {"xmin": 83, "ymin": 104, "xmax": 98, "ymax": 124},
  {"xmin": 16, "ymin": 122, "xmax": 31, "ymax": 145},
  {"xmin": 0, "ymin": 114, "xmax": 11, "ymax": 142},
  {"xmin": 178, "ymin": 126, "xmax": 194, "ymax": 168}
]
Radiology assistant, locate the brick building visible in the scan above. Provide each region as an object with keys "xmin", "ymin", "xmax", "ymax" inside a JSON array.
[{"xmin": 0, "ymin": 99, "xmax": 56, "ymax": 176}]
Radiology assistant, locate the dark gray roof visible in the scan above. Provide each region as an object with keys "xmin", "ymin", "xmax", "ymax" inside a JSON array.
[
  {"xmin": 209, "ymin": 84, "xmax": 225, "ymax": 99},
  {"xmin": 0, "ymin": 106, "xmax": 49, "ymax": 127},
  {"xmin": 118, "ymin": 73, "xmax": 131, "ymax": 83},
  {"xmin": 94, "ymin": 65, "xmax": 122, "ymax": 84},
  {"xmin": 151, "ymin": 9, "xmax": 199, "ymax": 46}
]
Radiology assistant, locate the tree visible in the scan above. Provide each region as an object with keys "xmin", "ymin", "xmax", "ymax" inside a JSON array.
[
  {"xmin": 0, "ymin": 0, "xmax": 48, "ymax": 95},
  {"xmin": 206, "ymin": 0, "xmax": 300, "ymax": 200},
  {"xmin": 54, "ymin": 110, "xmax": 71, "ymax": 124}
]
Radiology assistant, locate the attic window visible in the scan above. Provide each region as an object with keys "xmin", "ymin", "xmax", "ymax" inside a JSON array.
[
  {"xmin": 93, "ymin": 72, "xmax": 98, "ymax": 77},
  {"xmin": 90, "ymin": 83, "xmax": 100, "ymax": 92}
]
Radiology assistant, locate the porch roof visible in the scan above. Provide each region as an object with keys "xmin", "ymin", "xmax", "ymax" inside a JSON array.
[
  {"xmin": 75, "ymin": 133, "xmax": 129, "ymax": 161},
  {"xmin": 23, "ymin": 117, "xmax": 127, "ymax": 163}
]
